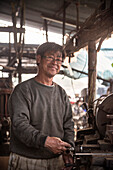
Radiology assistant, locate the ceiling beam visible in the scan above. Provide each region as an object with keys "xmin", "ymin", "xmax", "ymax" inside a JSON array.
[
  {"xmin": 0, "ymin": 26, "xmax": 25, "ymax": 33},
  {"xmin": 41, "ymin": 13, "xmax": 83, "ymax": 28},
  {"xmin": 2, "ymin": 66, "xmax": 37, "ymax": 74},
  {"xmin": 64, "ymin": 5, "xmax": 113, "ymax": 53}
]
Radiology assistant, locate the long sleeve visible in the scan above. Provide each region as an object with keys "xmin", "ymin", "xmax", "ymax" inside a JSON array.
[
  {"xmin": 9, "ymin": 85, "xmax": 47, "ymax": 148},
  {"xmin": 63, "ymin": 94, "xmax": 75, "ymax": 147}
]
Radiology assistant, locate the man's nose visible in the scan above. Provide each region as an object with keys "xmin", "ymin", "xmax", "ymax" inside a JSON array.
[{"xmin": 51, "ymin": 58, "xmax": 57, "ymax": 64}]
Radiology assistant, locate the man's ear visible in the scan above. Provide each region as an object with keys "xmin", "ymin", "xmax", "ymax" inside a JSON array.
[{"xmin": 36, "ymin": 55, "xmax": 41, "ymax": 65}]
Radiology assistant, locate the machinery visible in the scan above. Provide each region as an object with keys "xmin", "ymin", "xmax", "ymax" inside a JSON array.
[
  {"xmin": 64, "ymin": 94, "xmax": 113, "ymax": 170},
  {"xmin": 0, "ymin": 78, "xmax": 12, "ymax": 156},
  {"xmin": 1, "ymin": 77, "xmax": 113, "ymax": 170}
]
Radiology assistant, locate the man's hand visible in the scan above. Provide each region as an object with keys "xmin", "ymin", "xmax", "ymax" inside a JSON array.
[
  {"xmin": 62, "ymin": 152, "xmax": 73, "ymax": 170},
  {"xmin": 44, "ymin": 136, "xmax": 71, "ymax": 154}
]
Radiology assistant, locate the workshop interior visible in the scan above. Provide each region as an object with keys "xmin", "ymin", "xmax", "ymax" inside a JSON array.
[{"xmin": 0, "ymin": 0, "xmax": 113, "ymax": 169}]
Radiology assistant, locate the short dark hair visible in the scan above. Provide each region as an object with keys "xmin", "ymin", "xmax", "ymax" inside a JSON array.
[{"xmin": 36, "ymin": 42, "xmax": 65, "ymax": 60}]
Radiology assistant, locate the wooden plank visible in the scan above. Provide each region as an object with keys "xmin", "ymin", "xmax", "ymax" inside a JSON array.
[
  {"xmin": 0, "ymin": 27, "xmax": 25, "ymax": 33},
  {"xmin": 64, "ymin": 7, "xmax": 113, "ymax": 53},
  {"xmin": 41, "ymin": 13, "xmax": 83, "ymax": 28}
]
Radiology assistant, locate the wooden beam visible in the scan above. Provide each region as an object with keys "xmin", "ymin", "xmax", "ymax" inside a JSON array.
[
  {"xmin": 2, "ymin": 67, "xmax": 37, "ymax": 74},
  {"xmin": 55, "ymin": 0, "xmax": 73, "ymax": 16},
  {"xmin": 0, "ymin": 27, "xmax": 25, "ymax": 33},
  {"xmin": 0, "ymin": 43, "xmax": 38, "ymax": 48},
  {"xmin": 64, "ymin": 7, "xmax": 113, "ymax": 53},
  {"xmin": 1, "ymin": 64, "xmax": 111, "ymax": 84},
  {"xmin": 88, "ymin": 41, "xmax": 97, "ymax": 108},
  {"xmin": 41, "ymin": 13, "xmax": 83, "ymax": 28},
  {"xmin": 44, "ymin": 19, "xmax": 48, "ymax": 42},
  {"xmin": 62, "ymin": 0, "xmax": 66, "ymax": 45}
]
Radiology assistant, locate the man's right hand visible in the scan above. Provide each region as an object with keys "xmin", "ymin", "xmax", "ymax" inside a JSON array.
[{"xmin": 44, "ymin": 136, "xmax": 71, "ymax": 154}]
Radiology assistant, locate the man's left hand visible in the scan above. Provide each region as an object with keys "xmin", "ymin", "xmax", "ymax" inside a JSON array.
[{"xmin": 62, "ymin": 152, "xmax": 73, "ymax": 170}]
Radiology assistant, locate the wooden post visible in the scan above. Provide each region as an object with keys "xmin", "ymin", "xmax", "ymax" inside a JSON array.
[
  {"xmin": 44, "ymin": 19, "xmax": 48, "ymax": 42},
  {"xmin": 76, "ymin": 2, "xmax": 79, "ymax": 32},
  {"xmin": 8, "ymin": 32, "xmax": 13, "ymax": 87},
  {"xmin": 88, "ymin": 40, "xmax": 97, "ymax": 108},
  {"xmin": 62, "ymin": 0, "xmax": 66, "ymax": 45},
  {"xmin": 18, "ymin": 0, "xmax": 25, "ymax": 83}
]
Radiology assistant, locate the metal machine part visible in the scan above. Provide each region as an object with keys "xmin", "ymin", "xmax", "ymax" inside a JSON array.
[
  {"xmin": 64, "ymin": 146, "xmax": 113, "ymax": 170},
  {"xmin": 0, "ymin": 89, "xmax": 11, "ymax": 144},
  {"xmin": 96, "ymin": 94, "xmax": 113, "ymax": 141},
  {"xmin": 0, "ymin": 85, "xmax": 12, "ymax": 156},
  {"xmin": 68, "ymin": 94, "xmax": 113, "ymax": 170}
]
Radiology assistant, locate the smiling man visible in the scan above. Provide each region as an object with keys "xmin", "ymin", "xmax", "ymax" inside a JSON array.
[{"xmin": 8, "ymin": 42, "xmax": 75, "ymax": 170}]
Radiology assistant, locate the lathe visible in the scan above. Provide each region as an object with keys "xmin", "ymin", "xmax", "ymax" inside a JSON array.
[{"xmin": 64, "ymin": 93, "xmax": 113, "ymax": 170}]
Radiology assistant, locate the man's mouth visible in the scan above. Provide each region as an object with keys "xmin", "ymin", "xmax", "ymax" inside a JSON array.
[{"xmin": 49, "ymin": 66, "xmax": 58, "ymax": 70}]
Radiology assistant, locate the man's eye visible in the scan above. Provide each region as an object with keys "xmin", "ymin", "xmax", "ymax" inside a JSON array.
[
  {"xmin": 56, "ymin": 59, "xmax": 61, "ymax": 62},
  {"xmin": 48, "ymin": 56, "xmax": 53, "ymax": 59}
]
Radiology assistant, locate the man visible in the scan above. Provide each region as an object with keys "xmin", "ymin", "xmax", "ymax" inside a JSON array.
[{"xmin": 8, "ymin": 42, "xmax": 75, "ymax": 170}]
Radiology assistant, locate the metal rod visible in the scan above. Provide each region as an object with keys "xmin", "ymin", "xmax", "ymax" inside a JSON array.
[{"xmin": 75, "ymin": 152, "xmax": 113, "ymax": 156}]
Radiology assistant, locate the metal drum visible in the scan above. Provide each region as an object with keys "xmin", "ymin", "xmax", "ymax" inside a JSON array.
[{"xmin": 96, "ymin": 93, "xmax": 113, "ymax": 138}]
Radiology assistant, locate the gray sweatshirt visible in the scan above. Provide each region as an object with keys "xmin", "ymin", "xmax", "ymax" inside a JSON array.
[{"xmin": 8, "ymin": 77, "xmax": 75, "ymax": 159}]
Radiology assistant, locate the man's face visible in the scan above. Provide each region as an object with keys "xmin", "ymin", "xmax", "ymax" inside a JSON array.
[{"xmin": 38, "ymin": 50, "xmax": 62, "ymax": 78}]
